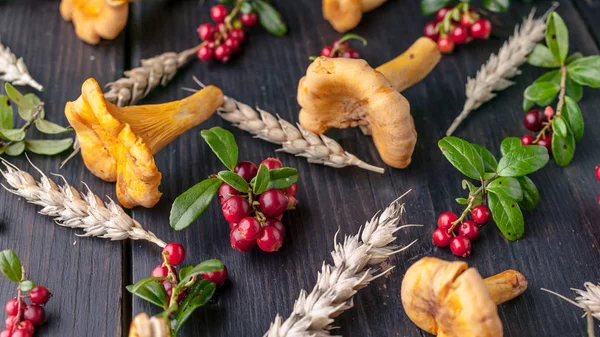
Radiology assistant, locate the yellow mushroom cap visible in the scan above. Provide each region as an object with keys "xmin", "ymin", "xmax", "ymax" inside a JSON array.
[
  {"xmin": 60, "ymin": 0, "xmax": 129, "ymax": 45},
  {"xmin": 322, "ymin": 0, "xmax": 363, "ymax": 33}
]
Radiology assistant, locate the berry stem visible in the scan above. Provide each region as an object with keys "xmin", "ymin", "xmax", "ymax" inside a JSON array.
[
  {"xmin": 225, "ymin": 0, "xmax": 244, "ymax": 29},
  {"xmin": 11, "ymin": 267, "xmax": 26, "ymax": 333},
  {"xmin": 534, "ymin": 65, "xmax": 567, "ymax": 144},
  {"xmin": 448, "ymin": 174, "xmax": 496, "ymax": 233}
]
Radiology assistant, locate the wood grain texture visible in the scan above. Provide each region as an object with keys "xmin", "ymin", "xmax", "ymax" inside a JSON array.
[{"xmin": 0, "ymin": 0, "xmax": 599, "ymax": 336}]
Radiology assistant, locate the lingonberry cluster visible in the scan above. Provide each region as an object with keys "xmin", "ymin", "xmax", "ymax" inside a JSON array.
[
  {"xmin": 520, "ymin": 107, "xmax": 554, "ymax": 152},
  {"xmin": 221, "ymin": 158, "xmax": 298, "ymax": 253},
  {"xmin": 2, "ymin": 286, "xmax": 51, "ymax": 337},
  {"xmin": 423, "ymin": 4, "xmax": 491, "ymax": 54},
  {"xmin": 318, "ymin": 34, "xmax": 367, "ymax": 59},
  {"xmin": 432, "ymin": 205, "xmax": 491, "ymax": 257}
]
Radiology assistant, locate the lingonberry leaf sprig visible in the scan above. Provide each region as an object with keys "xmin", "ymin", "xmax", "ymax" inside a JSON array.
[
  {"xmin": 520, "ymin": 12, "xmax": 600, "ymax": 166},
  {"xmin": 435, "ymin": 136, "xmax": 549, "ymax": 256},
  {"xmin": 0, "ymin": 249, "xmax": 53, "ymax": 335}
]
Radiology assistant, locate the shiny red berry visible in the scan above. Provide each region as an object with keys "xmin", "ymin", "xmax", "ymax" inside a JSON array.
[
  {"xmin": 210, "ymin": 5, "xmax": 228, "ymax": 23},
  {"xmin": 240, "ymin": 12, "xmax": 258, "ymax": 27},
  {"xmin": 151, "ymin": 264, "xmax": 174, "ymax": 278},
  {"xmin": 163, "ymin": 242, "xmax": 186, "ymax": 266},
  {"xmin": 225, "ymin": 37, "xmax": 240, "ymax": 51},
  {"xmin": 537, "ymin": 134, "xmax": 552, "ymax": 152},
  {"xmin": 424, "ymin": 21, "xmax": 439, "ymax": 41},
  {"xmin": 450, "ymin": 25, "xmax": 469, "ymax": 44},
  {"xmin": 217, "ymin": 183, "xmax": 240, "ymax": 204},
  {"xmin": 521, "ymin": 135, "xmax": 535, "ymax": 146},
  {"xmin": 16, "ymin": 320, "xmax": 34, "ymax": 334},
  {"xmin": 437, "ymin": 36, "xmax": 455, "ymax": 54},
  {"xmin": 231, "ymin": 28, "xmax": 245, "ymax": 42},
  {"xmin": 202, "ymin": 265, "xmax": 228, "ymax": 286},
  {"xmin": 458, "ymin": 220, "xmax": 480, "ymax": 240},
  {"xmin": 9, "ymin": 331, "xmax": 31, "ymax": 337},
  {"xmin": 470, "ymin": 18, "xmax": 491, "ymax": 39},
  {"xmin": 23, "ymin": 305, "xmax": 44, "ymax": 326},
  {"xmin": 595, "ymin": 165, "xmax": 600, "ymax": 181},
  {"xmin": 260, "ymin": 158, "xmax": 283, "ymax": 170},
  {"xmin": 450, "ymin": 236, "xmax": 472, "ymax": 257},
  {"xmin": 163, "ymin": 281, "xmax": 173, "ymax": 300},
  {"xmin": 264, "ymin": 217, "xmax": 285, "ymax": 237},
  {"xmin": 29, "ymin": 286, "xmax": 51, "ymax": 305},
  {"xmin": 238, "ymin": 217, "xmax": 263, "ymax": 241},
  {"xmin": 5, "ymin": 316, "xmax": 16, "ymax": 330},
  {"xmin": 257, "ymin": 226, "xmax": 284, "ymax": 252},
  {"xmin": 523, "ymin": 109, "xmax": 544, "ymax": 132},
  {"xmin": 230, "ymin": 228, "xmax": 257, "ymax": 252},
  {"xmin": 259, "ymin": 189, "xmax": 289, "ymax": 217},
  {"xmin": 197, "ymin": 23, "xmax": 215, "ymax": 41},
  {"xmin": 436, "ymin": 6, "xmax": 452, "ymax": 22},
  {"xmin": 216, "ymin": 22, "xmax": 227, "ymax": 34},
  {"xmin": 460, "ymin": 12, "xmax": 477, "ymax": 27},
  {"xmin": 437, "ymin": 212, "xmax": 458, "ymax": 230},
  {"xmin": 214, "ymin": 45, "xmax": 232, "ymax": 61},
  {"xmin": 234, "ymin": 161, "xmax": 258, "ymax": 182},
  {"xmin": 283, "ymin": 183, "xmax": 298, "ymax": 197},
  {"xmin": 5, "ymin": 298, "xmax": 25, "ymax": 316},
  {"xmin": 0, "ymin": 329, "xmax": 9, "ymax": 337},
  {"xmin": 221, "ymin": 196, "xmax": 251, "ymax": 223},
  {"xmin": 431, "ymin": 228, "xmax": 453, "ymax": 247},
  {"xmin": 321, "ymin": 46, "xmax": 333, "ymax": 57},
  {"xmin": 197, "ymin": 45, "xmax": 213, "ymax": 62},
  {"xmin": 471, "ymin": 205, "xmax": 491, "ymax": 225},
  {"xmin": 349, "ymin": 49, "xmax": 360, "ymax": 59}
]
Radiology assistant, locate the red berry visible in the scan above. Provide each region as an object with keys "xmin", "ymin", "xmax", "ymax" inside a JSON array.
[
  {"xmin": 162, "ymin": 242, "xmax": 186, "ymax": 266},
  {"xmin": 437, "ymin": 36, "xmax": 455, "ymax": 54},
  {"xmin": 9, "ymin": 331, "xmax": 31, "ymax": 337},
  {"xmin": 450, "ymin": 25, "xmax": 469, "ymax": 44},
  {"xmin": 458, "ymin": 220, "xmax": 480, "ymax": 240},
  {"xmin": 523, "ymin": 109, "xmax": 544, "ymax": 132},
  {"xmin": 595, "ymin": 165, "xmax": 600, "ymax": 181},
  {"xmin": 470, "ymin": 18, "xmax": 491, "ymax": 39},
  {"xmin": 5, "ymin": 316, "xmax": 16, "ymax": 330},
  {"xmin": 230, "ymin": 228, "xmax": 257, "ymax": 252},
  {"xmin": 264, "ymin": 217, "xmax": 286, "ymax": 237},
  {"xmin": 260, "ymin": 158, "xmax": 283, "ymax": 170},
  {"xmin": 197, "ymin": 45, "xmax": 213, "ymax": 62},
  {"xmin": 16, "ymin": 320, "xmax": 34, "ymax": 334},
  {"xmin": 5, "ymin": 298, "xmax": 25, "ymax": 316},
  {"xmin": 321, "ymin": 46, "xmax": 333, "ymax": 57},
  {"xmin": 283, "ymin": 183, "xmax": 298, "ymax": 197},
  {"xmin": 240, "ymin": 12, "xmax": 258, "ymax": 27},
  {"xmin": 216, "ymin": 22, "xmax": 227, "ymax": 34},
  {"xmin": 259, "ymin": 189, "xmax": 289, "ymax": 217},
  {"xmin": 224, "ymin": 37, "xmax": 240, "ymax": 52},
  {"xmin": 424, "ymin": 21, "xmax": 439, "ymax": 41},
  {"xmin": 221, "ymin": 196, "xmax": 251, "ymax": 223},
  {"xmin": 237, "ymin": 217, "xmax": 263, "ymax": 241},
  {"xmin": 29, "ymin": 286, "xmax": 51, "ymax": 305},
  {"xmin": 230, "ymin": 28, "xmax": 245, "ymax": 42},
  {"xmin": 0, "ymin": 330, "xmax": 9, "ymax": 337},
  {"xmin": 471, "ymin": 205, "xmax": 491, "ymax": 225},
  {"xmin": 431, "ymin": 228, "xmax": 453, "ymax": 247},
  {"xmin": 257, "ymin": 226, "xmax": 284, "ymax": 252},
  {"xmin": 210, "ymin": 5, "xmax": 228, "ymax": 23},
  {"xmin": 229, "ymin": 222, "xmax": 238, "ymax": 230},
  {"xmin": 537, "ymin": 134, "xmax": 552, "ymax": 152},
  {"xmin": 436, "ymin": 6, "xmax": 452, "ymax": 22},
  {"xmin": 521, "ymin": 134, "xmax": 535, "ymax": 146},
  {"xmin": 349, "ymin": 50, "xmax": 360, "ymax": 59},
  {"xmin": 151, "ymin": 264, "xmax": 175, "ymax": 278},
  {"xmin": 217, "ymin": 183, "xmax": 240, "ymax": 204},
  {"xmin": 163, "ymin": 281, "xmax": 173, "ymax": 300},
  {"xmin": 460, "ymin": 12, "xmax": 476, "ymax": 27},
  {"xmin": 197, "ymin": 23, "xmax": 215, "ymax": 41},
  {"xmin": 450, "ymin": 236, "xmax": 472, "ymax": 257},
  {"xmin": 202, "ymin": 265, "xmax": 228, "ymax": 286},
  {"xmin": 234, "ymin": 161, "xmax": 258, "ymax": 182},
  {"xmin": 544, "ymin": 106, "xmax": 555, "ymax": 118},
  {"xmin": 437, "ymin": 212, "xmax": 458, "ymax": 230},
  {"xmin": 214, "ymin": 45, "xmax": 232, "ymax": 61},
  {"xmin": 23, "ymin": 305, "xmax": 44, "ymax": 326}
]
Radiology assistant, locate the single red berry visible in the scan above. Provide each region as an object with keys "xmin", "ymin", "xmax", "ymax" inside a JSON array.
[
  {"xmin": 197, "ymin": 23, "xmax": 216, "ymax": 41},
  {"xmin": 431, "ymin": 228, "xmax": 453, "ymax": 247},
  {"xmin": 283, "ymin": 183, "xmax": 298, "ymax": 197},
  {"xmin": 216, "ymin": 22, "xmax": 227, "ymax": 34},
  {"xmin": 349, "ymin": 50, "xmax": 360, "ymax": 59},
  {"xmin": 259, "ymin": 189, "xmax": 289, "ymax": 217},
  {"xmin": 450, "ymin": 25, "xmax": 469, "ymax": 44},
  {"xmin": 237, "ymin": 217, "xmax": 263, "ymax": 241},
  {"xmin": 470, "ymin": 18, "xmax": 491, "ymax": 39},
  {"xmin": 234, "ymin": 161, "xmax": 258, "ymax": 182},
  {"xmin": 537, "ymin": 134, "xmax": 553, "ymax": 152},
  {"xmin": 9, "ymin": 331, "xmax": 31, "ymax": 337},
  {"xmin": 210, "ymin": 4, "xmax": 228, "ymax": 23},
  {"xmin": 202, "ymin": 265, "xmax": 228, "ymax": 286},
  {"xmin": 436, "ymin": 6, "xmax": 452, "ymax": 22},
  {"xmin": 595, "ymin": 165, "xmax": 600, "ymax": 181},
  {"xmin": 197, "ymin": 45, "xmax": 213, "ymax": 62},
  {"xmin": 321, "ymin": 46, "xmax": 333, "ymax": 57},
  {"xmin": 523, "ymin": 109, "xmax": 544, "ymax": 132},
  {"xmin": 264, "ymin": 217, "xmax": 286, "ymax": 237},
  {"xmin": 260, "ymin": 158, "xmax": 283, "ymax": 170},
  {"xmin": 217, "ymin": 183, "xmax": 240, "ymax": 204},
  {"xmin": 458, "ymin": 220, "xmax": 480, "ymax": 240},
  {"xmin": 23, "ymin": 305, "xmax": 44, "ymax": 326},
  {"xmin": 424, "ymin": 21, "xmax": 439, "ymax": 41},
  {"xmin": 163, "ymin": 281, "xmax": 173, "ymax": 300},
  {"xmin": 214, "ymin": 45, "xmax": 232, "ymax": 61},
  {"xmin": 544, "ymin": 106, "xmax": 555, "ymax": 118},
  {"xmin": 257, "ymin": 226, "xmax": 284, "ymax": 252},
  {"xmin": 460, "ymin": 12, "xmax": 477, "ymax": 27},
  {"xmin": 230, "ymin": 228, "xmax": 257, "ymax": 252},
  {"xmin": 5, "ymin": 298, "xmax": 25, "ymax": 316},
  {"xmin": 240, "ymin": 12, "xmax": 258, "ymax": 27},
  {"xmin": 5, "ymin": 316, "xmax": 16, "ymax": 330},
  {"xmin": 16, "ymin": 320, "xmax": 34, "ymax": 334},
  {"xmin": 162, "ymin": 242, "xmax": 186, "ymax": 266},
  {"xmin": 437, "ymin": 36, "xmax": 455, "ymax": 54},
  {"xmin": 450, "ymin": 236, "xmax": 472, "ymax": 257},
  {"xmin": 230, "ymin": 28, "xmax": 245, "ymax": 42},
  {"xmin": 221, "ymin": 195, "xmax": 251, "ymax": 223},
  {"xmin": 0, "ymin": 329, "xmax": 9, "ymax": 337},
  {"xmin": 437, "ymin": 212, "xmax": 459, "ymax": 230},
  {"xmin": 29, "ymin": 286, "xmax": 51, "ymax": 305},
  {"xmin": 471, "ymin": 205, "xmax": 491, "ymax": 225},
  {"xmin": 224, "ymin": 37, "xmax": 240, "ymax": 52},
  {"xmin": 151, "ymin": 264, "xmax": 173, "ymax": 278},
  {"xmin": 521, "ymin": 134, "xmax": 535, "ymax": 146}
]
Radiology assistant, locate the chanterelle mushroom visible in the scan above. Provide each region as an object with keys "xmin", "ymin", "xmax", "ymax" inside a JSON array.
[
  {"xmin": 60, "ymin": 0, "xmax": 129, "ymax": 45},
  {"xmin": 128, "ymin": 313, "xmax": 170, "ymax": 337},
  {"xmin": 323, "ymin": 0, "xmax": 388, "ymax": 32},
  {"xmin": 65, "ymin": 78, "xmax": 224, "ymax": 208},
  {"xmin": 297, "ymin": 37, "xmax": 441, "ymax": 168},
  {"xmin": 401, "ymin": 257, "xmax": 528, "ymax": 337}
]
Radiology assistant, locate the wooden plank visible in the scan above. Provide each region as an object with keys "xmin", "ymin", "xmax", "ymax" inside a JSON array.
[
  {"xmin": 0, "ymin": 1, "xmax": 125, "ymax": 336},
  {"xmin": 573, "ymin": 0, "xmax": 600, "ymax": 45}
]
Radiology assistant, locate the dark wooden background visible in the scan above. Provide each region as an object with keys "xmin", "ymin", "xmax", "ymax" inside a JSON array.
[{"xmin": 0, "ymin": 0, "xmax": 599, "ymax": 336}]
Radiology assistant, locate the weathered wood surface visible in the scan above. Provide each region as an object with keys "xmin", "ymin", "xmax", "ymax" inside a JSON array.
[{"xmin": 0, "ymin": 0, "xmax": 599, "ymax": 336}]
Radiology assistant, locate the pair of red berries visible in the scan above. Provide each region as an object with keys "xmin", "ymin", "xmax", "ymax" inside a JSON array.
[
  {"xmin": 423, "ymin": 6, "xmax": 492, "ymax": 54},
  {"xmin": 2, "ymin": 286, "xmax": 51, "ymax": 337},
  {"xmin": 431, "ymin": 205, "xmax": 491, "ymax": 257},
  {"xmin": 520, "ymin": 108, "xmax": 553, "ymax": 152},
  {"xmin": 320, "ymin": 40, "xmax": 361, "ymax": 59}
]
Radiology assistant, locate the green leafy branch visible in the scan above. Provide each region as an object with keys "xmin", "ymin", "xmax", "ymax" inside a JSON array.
[
  {"xmin": 219, "ymin": 0, "xmax": 287, "ymax": 36},
  {"xmin": 439, "ymin": 136, "xmax": 548, "ymax": 240},
  {"xmin": 0, "ymin": 83, "xmax": 73, "ymax": 157},
  {"xmin": 421, "ymin": 0, "xmax": 515, "ymax": 15}
]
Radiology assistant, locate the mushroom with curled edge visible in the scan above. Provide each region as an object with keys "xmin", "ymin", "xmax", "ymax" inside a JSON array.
[
  {"xmin": 65, "ymin": 78, "xmax": 224, "ymax": 208},
  {"xmin": 401, "ymin": 257, "xmax": 528, "ymax": 337},
  {"xmin": 323, "ymin": 0, "xmax": 388, "ymax": 33},
  {"xmin": 60, "ymin": 0, "xmax": 129, "ymax": 45},
  {"xmin": 298, "ymin": 37, "xmax": 441, "ymax": 169}
]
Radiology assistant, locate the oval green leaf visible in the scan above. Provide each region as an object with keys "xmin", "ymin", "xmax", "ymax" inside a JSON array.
[
  {"xmin": 420, "ymin": 0, "xmax": 453, "ymax": 15},
  {"xmin": 0, "ymin": 250, "xmax": 22, "ymax": 283},
  {"xmin": 527, "ymin": 44, "xmax": 559, "ymax": 68},
  {"xmin": 486, "ymin": 177, "xmax": 523, "ymax": 201},
  {"xmin": 488, "ymin": 192, "xmax": 525, "ymax": 241},
  {"xmin": 523, "ymin": 81, "xmax": 560, "ymax": 103},
  {"xmin": 545, "ymin": 12, "xmax": 569, "ymax": 64},
  {"xmin": 5, "ymin": 141, "xmax": 25, "ymax": 156},
  {"xmin": 500, "ymin": 137, "xmax": 521, "ymax": 156},
  {"xmin": 126, "ymin": 279, "xmax": 168, "ymax": 308},
  {"xmin": 0, "ymin": 96, "xmax": 13, "ymax": 130},
  {"xmin": 34, "ymin": 119, "xmax": 72, "ymax": 134},
  {"xmin": 170, "ymin": 178, "xmax": 222, "ymax": 231},
  {"xmin": 173, "ymin": 280, "xmax": 217, "ymax": 333},
  {"xmin": 217, "ymin": 171, "xmax": 249, "ymax": 193},
  {"xmin": 516, "ymin": 176, "xmax": 540, "ymax": 211},
  {"xmin": 562, "ymin": 96, "xmax": 583, "ymax": 141},
  {"xmin": 472, "ymin": 144, "xmax": 497, "ymax": 173},
  {"xmin": 267, "ymin": 167, "xmax": 299, "ymax": 190},
  {"xmin": 17, "ymin": 94, "xmax": 43, "ymax": 121},
  {"xmin": 565, "ymin": 76, "xmax": 583, "ymax": 101},
  {"xmin": 252, "ymin": 0, "xmax": 288, "ymax": 37},
  {"xmin": 19, "ymin": 280, "xmax": 36, "ymax": 292},
  {"xmin": 552, "ymin": 116, "xmax": 568, "ymax": 139},
  {"xmin": 551, "ymin": 131, "xmax": 575, "ymax": 167},
  {"xmin": 200, "ymin": 127, "xmax": 238, "ymax": 171},
  {"xmin": 438, "ymin": 137, "xmax": 485, "ymax": 180},
  {"xmin": 497, "ymin": 145, "xmax": 549, "ymax": 177},
  {"xmin": 252, "ymin": 164, "xmax": 271, "ymax": 195},
  {"xmin": 25, "ymin": 138, "xmax": 74, "ymax": 155},
  {"xmin": 179, "ymin": 259, "xmax": 224, "ymax": 285},
  {"xmin": 0, "ymin": 129, "xmax": 25, "ymax": 142},
  {"xmin": 4, "ymin": 83, "xmax": 35, "ymax": 109}
]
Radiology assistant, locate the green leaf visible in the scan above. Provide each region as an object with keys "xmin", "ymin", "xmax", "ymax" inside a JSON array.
[
  {"xmin": 565, "ymin": 75, "xmax": 583, "ymax": 101},
  {"xmin": 253, "ymin": 164, "xmax": 270, "ymax": 195},
  {"xmin": 0, "ymin": 129, "xmax": 25, "ymax": 142},
  {"xmin": 0, "ymin": 250, "xmax": 22, "ymax": 283},
  {"xmin": 482, "ymin": 0, "xmax": 510, "ymax": 12},
  {"xmin": 217, "ymin": 171, "xmax": 249, "ymax": 193},
  {"xmin": 500, "ymin": 137, "xmax": 522, "ymax": 156},
  {"xmin": 552, "ymin": 116, "xmax": 568, "ymax": 138},
  {"xmin": 472, "ymin": 144, "xmax": 497, "ymax": 173},
  {"xmin": 545, "ymin": 12, "xmax": 569, "ymax": 65},
  {"xmin": 17, "ymin": 94, "xmax": 43, "ymax": 121},
  {"xmin": 25, "ymin": 138, "xmax": 74, "ymax": 155},
  {"xmin": 420, "ymin": 0, "xmax": 452, "ymax": 15},
  {"xmin": 438, "ymin": 137, "xmax": 485, "ymax": 180},
  {"xmin": 266, "ymin": 167, "xmax": 298, "ymax": 190},
  {"xmin": 567, "ymin": 55, "xmax": 600, "ymax": 69},
  {"xmin": 240, "ymin": 2, "xmax": 253, "ymax": 13},
  {"xmin": 516, "ymin": 176, "xmax": 540, "ymax": 211},
  {"xmin": 462, "ymin": 180, "xmax": 483, "ymax": 206},
  {"xmin": 488, "ymin": 192, "xmax": 524, "ymax": 241},
  {"xmin": 535, "ymin": 70, "xmax": 561, "ymax": 84},
  {"xmin": 0, "ymin": 96, "xmax": 13, "ymax": 129},
  {"xmin": 178, "ymin": 266, "xmax": 193, "ymax": 282},
  {"xmin": 4, "ymin": 83, "xmax": 35, "ymax": 109},
  {"xmin": 497, "ymin": 145, "xmax": 549, "ymax": 177},
  {"xmin": 486, "ymin": 177, "xmax": 523, "ymax": 201},
  {"xmin": 568, "ymin": 63, "xmax": 600, "ymax": 88},
  {"xmin": 218, "ymin": 0, "xmax": 235, "ymax": 3},
  {"xmin": 523, "ymin": 81, "xmax": 560, "ymax": 104},
  {"xmin": 200, "ymin": 127, "xmax": 238, "ymax": 171},
  {"xmin": 552, "ymin": 131, "xmax": 576, "ymax": 167},
  {"xmin": 179, "ymin": 259, "xmax": 224, "ymax": 285},
  {"xmin": 5, "ymin": 142, "xmax": 25, "ymax": 156},
  {"xmin": 456, "ymin": 197, "xmax": 469, "ymax": 205},
  {"xmin": 126, "ymin": 278, "xmax": 168, "ymax": 308},
  {"xmin": 173, "ymin": 280, "xmax": 216, "ymax": 333},
  {"xmin": 170, "ymin": 178, "xmax": 222, "ymax": 231},
  {"xmin": 566, "ymin": 52, "xmax": 583, "ymax": 64},
  {"xmin": 527, "ymin": 44, "xmax": 560, "ymax": 68},
  {"xmin": 19, "ymin": 280, "xmax": 35, "ymax": 292},
  {"xmin": 34, "ymin": 119, "xmax": 72, "ymax": 134},
  {"xmin": 253, "ymin": 0, "xmax": 287, "ymax": 37},
  {"xmin": 562, "ymin": 96, "xmax": 584, "ymax": 141},
  {"xmin": 522, "ymin": 98, "xmax": 534, "ymax": 112}
]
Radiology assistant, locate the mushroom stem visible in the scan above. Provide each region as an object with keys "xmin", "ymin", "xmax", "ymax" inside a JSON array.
[
  {"xmin": 375, "ymin": 37, "xmax": 442, "ymax": 92},
  {"xmin": 484, "ymin": 270, "xmax": 529, "ymax": 305}
]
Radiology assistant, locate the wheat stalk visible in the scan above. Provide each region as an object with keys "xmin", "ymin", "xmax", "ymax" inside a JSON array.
[
  {"xmin": 0, "ymin": 158, "xmax": 166, "ymax": 247},
  {"xmin": 0, "ymin": 42, "xmax": 43, "ymax": 91},
  {"xmin": 264, "ymin": 191, "xmax": 418, "ymax": 337},
  {"xmin": 445, "ymin": 7, "xmax": 554, "ymax": 136},
  {"xmin": 542, "ymin": 283, "xmax": 600, "ymax": 337}
]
